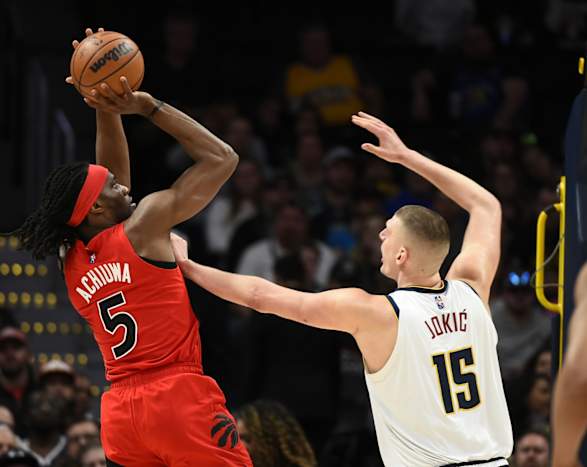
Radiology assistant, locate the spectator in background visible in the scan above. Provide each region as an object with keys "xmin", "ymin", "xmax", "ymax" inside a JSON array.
[
  {"xmin": 20, "ymin": 390, "xmax": 67, "ymax": 466},
  {"xmin": 0, "ymin": 449, "xmax": 38, "ymax": 467},
  {"xmin": 142, "ymin": 8, "xmax": 205, "ymax": 110},
  {"xmin": 254, "ymin": 96, "xmax": 290, "ymax": 168},
  {"xmin": 512, "ymin": 428, "xmax": 550, "ymax": 467},
  {"xmin": 411, "ymin": 24, "xmax": 529, "ymax": 132},
  {"xmin": 205, "ymin": 159, "xmax": 264, "ymax": 262},
  {"xmin": 38, "ymin": 361, "xmax": 76, "ymax": 424},
  {"xmin": 0, "ymin": 407, "xmax": 14, "ymax": 432},
  {"xmin": 247, "ymin": 255, "xmax": 339, "ymax": 455},
  {"xmin": 71, "ymin": 375, "xmax": 92, "ymax": 421},
  {"xmin": 311, "ymin": 147, "xmax": 358, "ymax": 252},
  {"xmin": 237, "ymin": 203, "xmax": 336, "ymax": 289},
  {"xmin": 0, "ymin": 327, "xmax": 37, "ymax": 437},
  {"xmin": 520, "ymin": 137, "xmax": 561, "ymax": 191},
  {"xmin": 236, "ymin": 400, "xmax": 317, "ymax": 467},
  {"xmin": 508, "ymin": 373, "xmax": 551, "ymax": 439},
  {"xmin": 223, "ymin": 117, "xmax": 269, "ymax": 169},
  {"xmin": 225, "ymin": 173, "xmax": 297, "ymax": 272},
  {"xmin": 54, "ymin": 419, "xmax": 99, "ymax": 467},
  {"xmin": 0, "ymin": 426, "xmax": 16, "ymax": 456},
  {"xmin": 449, "ymin": 24, "xmax": 529, "ymax": 130},
  {"xmin": 79, "ymin": 441, "xmax": 106, "ymax": 467},
  {"xmin": 332, "ymin": 213, "xmax": 391, "ymax": 295},
  {"xmin": 384, "ymin": 170, "xmax": 434, "ymax": 216},
  {"xmin": 290, "ymin": 133, "xmax": 325, "ymax": 216},
  {"xmin": 285, "ymin": 23, "xmax": 365, "ymax": 141},
  {"xmin": 491, "ymin": 266, "xmax": 551, "ymax": 383},
  {"xmin": 394, "ymin": 0, "xmax": 475, "ymax": 49}
]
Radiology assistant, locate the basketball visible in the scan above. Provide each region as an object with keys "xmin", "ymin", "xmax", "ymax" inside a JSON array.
[{"xmin": 70, "ymin": 31, "xmax": 144, "ymax": 98}]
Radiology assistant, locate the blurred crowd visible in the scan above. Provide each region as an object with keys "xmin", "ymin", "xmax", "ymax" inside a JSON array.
[{"xmin": 2, "ymin": 0, "xmax": 586, "ymax": 465}]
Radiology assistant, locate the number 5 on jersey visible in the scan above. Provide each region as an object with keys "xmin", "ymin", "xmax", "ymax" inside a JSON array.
[
  {"xmin": 97, "ymin": 291, "xmax": 137, "ymax": 359},
  {"xmin": 432, "ymin": 347, "xmax": 480, "ymax": 414}
]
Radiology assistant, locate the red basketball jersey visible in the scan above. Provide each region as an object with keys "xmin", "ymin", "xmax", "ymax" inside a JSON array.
[{"xmin": 64, "ymin": 223, "xmax": 202, "ymax": 382}]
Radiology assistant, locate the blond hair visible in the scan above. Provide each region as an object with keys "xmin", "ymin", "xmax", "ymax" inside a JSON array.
[{"xmin": 395, "ymin": 205, "xmax": 450, "ymax": 254}]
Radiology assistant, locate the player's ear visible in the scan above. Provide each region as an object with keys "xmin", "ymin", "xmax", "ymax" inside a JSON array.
[
  {"xmin": 396, "ymin": 246, "xmax": 407, "ymax": 265},
  {"xmin": 89, "ymin": 199, "xmax": 105, "ymax": 215}
]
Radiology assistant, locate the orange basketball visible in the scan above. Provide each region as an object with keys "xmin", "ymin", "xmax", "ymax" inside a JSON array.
[{"xmin": 70, "ymin": 31, "xmax": 144, "ymax": 98}]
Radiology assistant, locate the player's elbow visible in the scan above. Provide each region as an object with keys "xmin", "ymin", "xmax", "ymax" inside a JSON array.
[
  {"xmin": 247, "ymin": 279, "xmax": 267, "ymax": 312},
  {"xmin": 483, "ymin": 193, "xmax": 501, "ymax": 215},
  {"xmin": 214, "ymin": 145, "xmax": 239, "ymax": 175}
]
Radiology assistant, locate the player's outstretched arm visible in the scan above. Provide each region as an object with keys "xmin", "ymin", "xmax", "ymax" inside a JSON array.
[
  {"xmin": 552, "ymin": 263, "xmax": 587, "ymax": 467},
  {"xmin": 352, "ymin": 112, "xmax": 501, "ymax": 303},
  {"xmin": 66, "ymin": 28, "xmax": 131, "ymax": 189},
  {"xmin": 170, "ymin": 234, "xmax": 378, "ymax": 334},
  {"xmin": 83, "ymin": 86, "xmax": 238, "ymax": 235}
]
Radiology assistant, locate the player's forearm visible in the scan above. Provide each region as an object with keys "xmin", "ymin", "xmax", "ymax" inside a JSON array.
[
  {"xmin": 179, "ymin": 260, "xmax": 305, "ymax": 320},
  {"xmin": 180, "ymin": 260, "xmax": 265, "ymax": 310},
  {"xmin": 139, "ymin": 94, "xmax": 237, "ymax": 168},
  {"xmin": 96, "ymin": 110, "xmax": 130, "ymax": 189},
  {"xmin": 400, "ymin": 149, "xmax": 499, "ymax": 213},
  {"xmin": 552, "ymin": 365, "xmax": 587, "ymax": 467}
]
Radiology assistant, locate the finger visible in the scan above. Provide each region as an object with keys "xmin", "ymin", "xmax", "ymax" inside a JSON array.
[
  {"xmin": 72, "ymin": 39, "xmax": 80, "ymax": 49},
  {"xmin": 83, "ymin": 97, "xmax": 99, "ymax": 109},
  {"xmin": 358, "ymin": 111, "xmax": 384, "ymax": 125},
  {"xmin": 351, "ymin": 116, "xmax": 380, "ymax": 132},
  {"xmin": 85, "ymin": 28, "xmax": 93, "ymax": 37},
  {"xmin": 98, "ymin": 27, "xmax": 104, "ymax": 32},
  {"xmin": 84, "ymin": 96, "xmax": 116, "ymax": 113},
  {"xmin": 120, "ymin": 77, "xmax": 133, "ymax": 97},
  {"xmin": 361, "ymin": 143, "xmax": 385, "ymax": 157},
  {"xmin": 90, "ymin": 88, "xmax": 118, "ymax": 107},
  {"xmin": 351, "ymin": 115, "xmax": 369, "ymax": 128},
  {"xmin": 98, "ymin": 83, "xmax": 122, "ymax": 101}
]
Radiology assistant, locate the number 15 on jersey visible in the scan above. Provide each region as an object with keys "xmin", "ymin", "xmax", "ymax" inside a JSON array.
[{"xmin": 432, "ymin": 347, "xmax": 481, "ymax": 414}]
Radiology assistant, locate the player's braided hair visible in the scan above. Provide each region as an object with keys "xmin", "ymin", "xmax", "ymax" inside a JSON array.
[
  {"xmin": 10, "ymin": 162, "xmax": 89, "ymax": 260},
  {"xmin": 236, "ymin": 400, "xmax": 317, "ymax": 467}
]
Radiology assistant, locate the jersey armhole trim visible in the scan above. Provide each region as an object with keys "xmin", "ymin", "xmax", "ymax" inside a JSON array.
[
  {"xmin": 386, "ymin": 294, "xmax": 400, "ymax": 318},
  {"xmin": 460, "ymin": 280, "xmax": 480, "ymax": 297},
  {"xmin": 139, "ymin": 256, "xmax": 177, "ymax": 269}
]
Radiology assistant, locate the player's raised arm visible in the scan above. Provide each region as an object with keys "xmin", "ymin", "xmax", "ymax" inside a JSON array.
[
  {"xmin": 66, "ymin": 28, "xmax": 131, "ymax": 189},
  {"xmin": 170, "ymin": 234, "xmax": 384, "ymax": 335},
  {"xmin": 82, "ymin": 90, "xmax": 237, "ymax": 239},
  {"xmin": 352, "ymin": 112, "xmax": 501, "ymax": 304},
  {"xmin": 552, "ymin": 263, "xmax": 587, "ymax": 467}
]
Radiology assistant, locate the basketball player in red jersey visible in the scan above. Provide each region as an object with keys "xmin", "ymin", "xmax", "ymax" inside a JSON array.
[{"xmin": 12, "ymin": 28, "xmax": 252, "ymax": 467}]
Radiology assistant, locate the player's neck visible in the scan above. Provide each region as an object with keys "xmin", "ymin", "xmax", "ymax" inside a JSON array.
[
  {"xmin": 396, "ymin": 271, "xmax": 443, "ymax": 290},
  {"xmin": 77, "ymin": 223, "xmax": 114, "ymax": 245}
]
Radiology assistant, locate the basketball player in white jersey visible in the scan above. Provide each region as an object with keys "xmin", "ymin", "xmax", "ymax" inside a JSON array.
[
  {"xmin": 552, "ymin": 262, "xmax": 587, "ymax": 467},
  {"xmin": 170, "ymin": 112, "xmax": 513, "ymax": 467}
]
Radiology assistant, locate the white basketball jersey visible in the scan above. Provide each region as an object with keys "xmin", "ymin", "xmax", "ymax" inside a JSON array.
[{"xmin": 365, "ymin": 280, "xmax": 513, "ymax": 467}]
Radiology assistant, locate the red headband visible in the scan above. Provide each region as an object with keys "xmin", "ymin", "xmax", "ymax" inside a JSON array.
[{"xmin": 67, "ymin": 164, "xmax": 109, "ymax": 227}]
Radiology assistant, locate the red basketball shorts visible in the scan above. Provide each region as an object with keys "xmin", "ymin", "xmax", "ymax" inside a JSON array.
[{"xmin": 100, "ymin": 363, "xmax": 252, "ymax": 466}]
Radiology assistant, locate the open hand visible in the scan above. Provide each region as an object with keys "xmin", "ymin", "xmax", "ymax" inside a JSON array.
[
  {"xmin": 78, "ymin": 78, "xmax": 151, "ymax": 115},
  {"xmin": 65, "ymin": 27, "xmax": 103, "ymax": 85},
  {"xmin": 351, "ymin": 112, "xmax": 411, "ymax": 164}
]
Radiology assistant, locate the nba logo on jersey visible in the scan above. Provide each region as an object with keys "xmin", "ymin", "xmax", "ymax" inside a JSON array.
[
  {"xmin": 434, "ymin": 295, "xmax": 444, "ymax": 310},
  {"xmin": 89, "ymin": 253, "xmax": 96, "ymax": 264}
]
